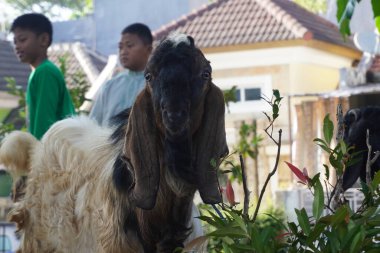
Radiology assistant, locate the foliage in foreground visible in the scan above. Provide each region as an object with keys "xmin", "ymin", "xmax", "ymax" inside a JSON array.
[{"xmin": 189, "ymin": 90, "xmax": 380, "ymax": 253}]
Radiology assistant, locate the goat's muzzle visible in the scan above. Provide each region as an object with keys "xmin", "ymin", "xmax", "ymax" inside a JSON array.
[{"xmin": 162, "ymin": 108, "xmax": 190, "ymax": 137}]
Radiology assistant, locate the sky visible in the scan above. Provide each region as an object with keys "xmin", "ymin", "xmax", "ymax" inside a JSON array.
[
  {"xmin": 0, "ymin": 0, "xmax": 19, "ymax": 24},
  {"xmin": 0, "ymin": 0, "xmax": 73, "ymax": 25}
]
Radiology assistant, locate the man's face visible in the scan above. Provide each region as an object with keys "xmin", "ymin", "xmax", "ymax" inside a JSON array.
[
  {"xmin": 13, "ymin": 28, "xmax": 46, "ymax": 67},
  {"xmin": 118, "ymin": 33, "xmax": 152, "ymax": 71}
]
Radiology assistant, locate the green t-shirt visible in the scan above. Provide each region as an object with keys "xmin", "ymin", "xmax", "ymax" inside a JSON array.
[{"xmin": 27, "ymin": 59, "xmax": 76, "ymax": 140}]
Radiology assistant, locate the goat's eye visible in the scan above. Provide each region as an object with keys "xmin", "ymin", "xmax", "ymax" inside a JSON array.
[
  {"xmin": 144, "ymin": 73, "xmax": 152, "ymax": 82},
  {"xmin": 202, "ymin": 70, "xmax": 211, "ymax": 80}
]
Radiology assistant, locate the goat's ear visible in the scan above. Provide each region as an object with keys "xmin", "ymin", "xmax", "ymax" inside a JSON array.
[
  {"xmin": 187, "ymin": 36, "xmax": 195, "ymax": 46},
  {"xmin": 193, "ymin": 83, "xmax": 228, "ymax": 204},
  {"xmin": 123, "ymin": 87, "xmax": 160, "ymax": 210}
]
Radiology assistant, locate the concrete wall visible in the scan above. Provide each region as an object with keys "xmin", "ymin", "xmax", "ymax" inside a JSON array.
[
  {"xmin": 53, "ymin": 0, "xmax": 209, "ymax": 56},
  {"xmin": 53, "ymin": 17, "xmax": 96, "ymax": 50}
]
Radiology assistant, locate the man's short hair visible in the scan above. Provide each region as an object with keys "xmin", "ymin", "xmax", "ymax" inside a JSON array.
[
  {"xmin": 122, "ymin": 23, "xmax": 153, "ymax": 46},
  {"xmin": 11, "ymin": 13, "xmax": 53, "ymax": 46}
]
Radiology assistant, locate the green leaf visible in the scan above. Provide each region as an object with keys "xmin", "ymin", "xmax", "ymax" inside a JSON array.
[
  {"xmin": 350, "ymin": 229, "xmax": 364, "ymax": 253},
  {"xmin": 273, "ymin": 104, "xmax": 279, "ymax": 120},
  {"xmin": 222, "ymin": 242, "xmax": 233, "ymax": 253},
  {"xmin": 325, "ymin": 230, "xmax": 340, "ymax": 252},
  {"xmin": 367, "ymin": 214, "xmax": 380, "ymax": 226},
  {"xmin": 372, "ymin": 0, "xmax": 380, "ymax": 17},
  {"xmin": 307, "ymin": 221, "xmax": 327, "ymax": 245},
  {"xmin": 339, "ymin": 139, "xmax": 347, "ymax": 154},
  {"xmin": 273, "ymin": 89, "xmax": 281, "ymax": 100},
  {"xmin": 341, "ymin": 225, "xmax": 363, "ymax": 251},
  {"xmin": 323, "ymin": 114, "xmax": 334, "ymax": 146},
  {"xmin": 229, "ymin": 211, "xmax": 248, "ymax": 234},
  {"xmin": 361, "ymin": 180, "xmax": 370, "ymax": 197},
  {"xmin": 371, "ymin": 170, "xmax": 380, "ymax": 189},
  {"xmin": 295, "ymin": 208, "xmax": 311, "ymax": 236},
  {"xmin": 312, "ymin": 179, "xmax": 324, "ymax": 220},
  {"xmin": 287, "ymin": 222, "xmax": 298, "ymax": 234},
  {"xmin": 340, "ymin": 18, "xmax": 351, "ymax": 37},
  {"xmin": 313, "ymin": 138, "xmax": 332, "ymax": 153},
  {"xmin": 208, "ymin": 227, "xmax": 248, "ymax": 238},
  {"xmin": 249, "ymin": 226, "xmax": 265, "ymax": 252},
  {"xmin": 366, "ymin": 228, "xmax": 380, "ymax": 237},
  {"xmin": 375, "ymin": 16, "xmax": 380, "ymax": 34},
  {"xmin": 331, "ymin": 205, "xmax": 349, "ymax": 227},
  {"xmin": 337, "ymin": 0, "xmax": 349, "ymax": 21},
  {"xmin": 323, "ymin": 164, "xmax": 330, "ymax": 180},
  {"xmin": 198, "ymin": 215, "xmax": 223, "ymax": 228}
]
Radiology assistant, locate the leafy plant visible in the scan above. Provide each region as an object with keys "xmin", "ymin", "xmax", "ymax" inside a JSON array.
[
  {"xmin": 283, "ymin": 114, "xmax": 380, "ymax": 252},
  {"xmin": 58, "ymin": 54, "xmax": 91, "ymax": 112},
  {"xmin": 223, "ymin": 86, "xmax": 238, "ymax": 113},
  {"xmin": 188, "ymin": 90, "xmax": 287, "ymax": 252},
  {"xmin": 187, "ymin": 91, "xmax": 380, "ymax": 252},
  {"xmin": 337, "ymin": 0, "xmax": 380, "ymax": 36}
]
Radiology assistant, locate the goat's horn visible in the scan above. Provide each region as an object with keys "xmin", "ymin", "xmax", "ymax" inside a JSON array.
[{"xmin": 348, "ymin": 108, "xmax": 360, "ymax": 122}]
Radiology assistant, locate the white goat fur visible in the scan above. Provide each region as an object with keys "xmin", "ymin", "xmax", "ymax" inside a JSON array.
[{"xmin": 2, "ymin": 116, "xmax": 144, "ymax": 252}]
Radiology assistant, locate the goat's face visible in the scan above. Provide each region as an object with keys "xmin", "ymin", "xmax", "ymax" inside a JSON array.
[
  {"xmin": 145, "ymin": 34, "xmax": 211, "ymax": 139},
  {"xmin": 342, "ymin": 106, "xmax": 380, "ymax": 190}
]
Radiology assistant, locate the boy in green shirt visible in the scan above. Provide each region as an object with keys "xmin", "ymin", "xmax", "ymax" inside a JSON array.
[{"xmin": 11, "ymin": 13, "xmax": 76, "ymax": 140}]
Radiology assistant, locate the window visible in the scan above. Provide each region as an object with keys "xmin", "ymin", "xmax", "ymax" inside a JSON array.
[
  {"xmin": 214, "ymin": 75, "xmax": 271, "ymax": 114},
  {"xmin": 0, "ymin": 235, "xmax": 12, "ymax": 251},
  {"xmin": 245, "ymin": 88, "xmax": 261, "ymax": 101},
  {"xmin": 235, "ymin": 89, "xmax": 241, "ymax": 102}
]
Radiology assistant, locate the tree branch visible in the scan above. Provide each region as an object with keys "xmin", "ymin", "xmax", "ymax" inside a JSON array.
[
  {"xmin": 239, "ymin": 154, "xmax": 250, "ymax": 217},
  {"xmin": 252, "ymin": 129, "xmax": 282, "ymax": 222}
]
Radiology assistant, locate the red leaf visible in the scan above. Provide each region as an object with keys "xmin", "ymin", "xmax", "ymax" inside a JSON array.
[
  {"xmin": 285, "ymin": 161, "xmax": 308, "ymax": 184},
  {"xmin": 225, "ymin": 180, "xmax": 235, "ymax": 206},
  {"xmin": 276, "ymin": 232, "xmax": 291, "ymax": 240}
]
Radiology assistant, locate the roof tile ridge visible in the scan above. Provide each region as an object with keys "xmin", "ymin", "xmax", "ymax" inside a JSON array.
[
  {"xmin": 256, "ymin": 0, "xmax": 312, "ymax": 40},
  {"xmin": 282, "ymin": 0, "xmax": 341, "ymax": 32},
  {"xmin": 153, "ymin": 0, "xmax": 227, "ymax": 39},
  {"xmin": 49, "ymin": 42, "xmax": 74, "ymax": 52},
  {"xmin": 86, "ymin": 49, "xmax": 107, "ymax": 63},
  {"xmin": 72, "ymin": 42, "xmax": 99, "ymax": 83}
]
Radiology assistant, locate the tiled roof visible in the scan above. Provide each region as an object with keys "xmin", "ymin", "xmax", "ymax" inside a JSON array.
[
  {"xmin": 154, "ymin": 0, "xmax": 355, "ymax": 50},
  {"xmin": 0, "ymin": 40, "xmax": 107, "ymax": 92},
  {"xmin": 0, "ymin": 40, "xmax": 30, "ymax": 91},
  {"xmin": 48, "ymin": 43, "xmax": 107, "ymax": 88}
]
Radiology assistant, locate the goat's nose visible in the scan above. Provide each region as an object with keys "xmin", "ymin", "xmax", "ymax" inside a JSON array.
[{"xmin": 164, "ymin": 110, "xmax": 186, "ymax": 122}]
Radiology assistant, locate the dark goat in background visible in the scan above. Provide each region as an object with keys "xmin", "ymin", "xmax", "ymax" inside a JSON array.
[{"xmin": 343, "ymin": 106, "xmax": 380, "ymax": 190}]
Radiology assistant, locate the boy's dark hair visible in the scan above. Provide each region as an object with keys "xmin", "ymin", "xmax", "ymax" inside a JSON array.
[
  {"xmin": 11, "ymin": 13, "xmax": 53, "ymax": 46},
  {"xmin": 122, "ymin": 23, "xmax": 153, "ymax": 46}
]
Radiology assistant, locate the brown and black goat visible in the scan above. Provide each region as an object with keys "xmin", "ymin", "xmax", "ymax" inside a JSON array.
[{"xmin": 0, "ymin": 34, "xmax": 228, "ymax": 253}]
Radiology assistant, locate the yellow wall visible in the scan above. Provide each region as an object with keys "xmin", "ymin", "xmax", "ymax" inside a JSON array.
[
  {"xmin": 289, "ymin": 63, "xmax": 340, "ymax": 94},
  {"xmin": 207, "ymin": 44, "xmax": 358, "ymax": 192}
]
